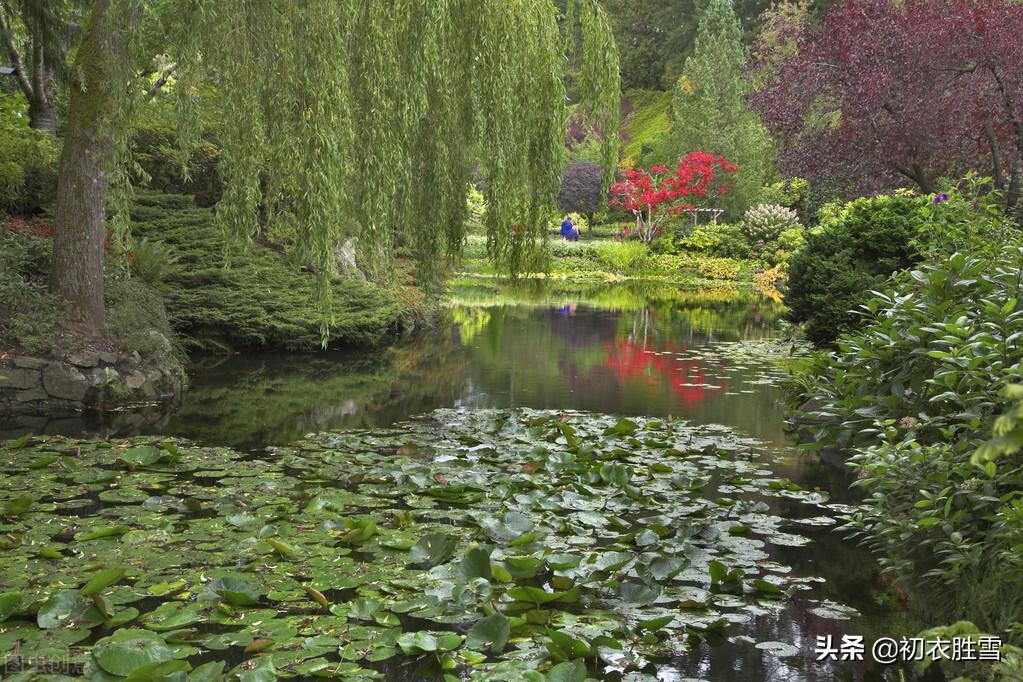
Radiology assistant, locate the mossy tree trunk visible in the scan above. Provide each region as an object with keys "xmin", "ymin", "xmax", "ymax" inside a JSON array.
[{"xmin": 51, "ymin": 0, "xmax": 115, "ymax": 335}]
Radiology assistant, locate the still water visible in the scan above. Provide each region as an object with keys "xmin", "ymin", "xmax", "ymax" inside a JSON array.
[
  {"xmin": 10, "ymin": 280, "xmax": 917, "ymax": 680},
  {"xmin": 167, "ymin": 283, "xmax": 793, "ymax": 450},
  {"xmin": 156, "ymin": 280, "xmax": 910, "ymax": 681}
]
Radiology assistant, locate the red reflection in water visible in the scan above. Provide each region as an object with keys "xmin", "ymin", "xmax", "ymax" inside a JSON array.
[{"xmin": 603, "ymin": 338, "xmax": 728, "ymax": 406}]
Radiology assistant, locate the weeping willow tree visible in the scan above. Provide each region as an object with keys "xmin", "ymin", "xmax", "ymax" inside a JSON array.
[{"xmin": 48, "ymin": 0, "xmax": 619, "ymax": 338}]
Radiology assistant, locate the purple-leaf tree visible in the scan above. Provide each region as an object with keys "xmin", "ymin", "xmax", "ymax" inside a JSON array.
[{"xmin": 750, "ymin": 0, "xmax": 1023, "ymax": 207}]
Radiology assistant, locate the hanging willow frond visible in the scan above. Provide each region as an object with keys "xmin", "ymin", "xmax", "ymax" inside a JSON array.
[{"xmin": 104, "ymin": 0, "xmax": 621, "ymax": 339}]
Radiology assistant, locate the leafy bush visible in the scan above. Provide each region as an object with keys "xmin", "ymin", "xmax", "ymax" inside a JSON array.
[
  {"xmin": 756, "ymin": 177, "xmax": 808, "ymax": 217},
  {"xmin": 594, "ymin": 241, "xmax": 648, "ymax": 273},
  {"xmin": 678, "ymin": 223, "xmax": 752, "ymax": 260},
  {"xmin": 796, "ymin": 249, "xmax": 1023, "ymax": 450},
  {"xmin": 786, "ymin": 194, "xmax": 923, "ymax": 346},
  {"xmin": 131, "ymin": 121, "xmax": 222, "ymax": 207},
  {"xmin": 128, "ymin": 238, "xmax": 181, "ymax": 287},
  {"xmin": 741, "ymin": 203, "xmax": 800, "ymax": 243},
  {"xmin": 693, "ymin": 257, "xmax": 742, "ymax": 280},
  {"xmin": 913, "ymin": 173, "xmax": 1020, "ymax": 259},
  {"xmin": 798, "ymin": 248, "xmax": 1023, "ymax": 634},
  {"xmin": 0, "ymin": 94, "xmax": 59, "ymax": 214},
  {"xmin": 0, "ymin": 218, "xmax": 62, "ymax": 353},
  {"xmin": 466, "ymin": 184, "xmax": 487, "ymax": 226}
]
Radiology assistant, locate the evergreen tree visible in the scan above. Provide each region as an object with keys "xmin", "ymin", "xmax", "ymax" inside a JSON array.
[{"xmin": 670, "ymin": 0, "xmax": 774, "ymax": 218}]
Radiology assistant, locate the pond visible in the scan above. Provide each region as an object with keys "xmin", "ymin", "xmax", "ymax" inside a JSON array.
[{"xmin": 0, "ymin": 281, "xmax": 918, "ymax": 680}]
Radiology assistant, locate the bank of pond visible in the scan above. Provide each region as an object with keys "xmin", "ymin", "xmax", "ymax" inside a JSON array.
[{"xmin": 3, "ymin": 282, "xmax": 1016, "ymax": 681}]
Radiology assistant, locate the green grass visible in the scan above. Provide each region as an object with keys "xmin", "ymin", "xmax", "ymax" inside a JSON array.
[{"xmin": 622, "ymin": 89, "xmax": 673, "ymax": 160}]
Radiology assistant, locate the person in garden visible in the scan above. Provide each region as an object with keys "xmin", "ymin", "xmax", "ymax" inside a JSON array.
[{"xmin": 561, "ymin": 216, "xmax": 579, "ymax": 241}]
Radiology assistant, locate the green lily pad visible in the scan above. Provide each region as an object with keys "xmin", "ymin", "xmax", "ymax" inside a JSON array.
[{"xmin": 92, "ymin": 628, "xmax": 174, "ymax": 676}]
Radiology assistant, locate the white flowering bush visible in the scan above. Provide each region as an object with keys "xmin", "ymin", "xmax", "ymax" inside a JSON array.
[{"xmin": 741, "ymin": 203, "xmax": 800, "ymax": 243}]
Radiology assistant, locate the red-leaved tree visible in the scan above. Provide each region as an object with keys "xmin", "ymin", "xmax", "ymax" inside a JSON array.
[
  {"xmin": 609, "ymin": 151, "xmax": 737, "ymax": 243},
  {"xmin": 750, "ymin": 0, "xmax": 1023, "ymax": 207}
]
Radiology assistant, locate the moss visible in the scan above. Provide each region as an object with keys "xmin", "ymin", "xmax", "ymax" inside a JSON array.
[
  {"xmin": 105, "ymin": 278, "xmax": 184, "ymax": 365},
  {"xmin": 128, "ymin": 190, "xmax": 405, "ymax": 351}
]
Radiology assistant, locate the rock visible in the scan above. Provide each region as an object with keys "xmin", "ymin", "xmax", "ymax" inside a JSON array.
[
  {"xmin": 15, "ymin": 387, "xmax": 48, "ymax": 402},
  {"xmin": 12, "ymin": 355, "xmax": 46, "ymax": 369},
  {"xmin": 146, "ymin": 331, "xmax": 173, "ymax": 355},
  {"xmin": 126, "ymin": 371, "xmax": 147, "ymax": 390},
  {"xmin": 333, "ymin": 237, "xmax": 366, "ymax": 280},
  {"xmin": 90, "ymin": 367, "xmax": 121, "ymax": 385},
  {"xmin": 42, "ymin": 363, "xmax": 89, "ymax": 402},
  {"xmin": 98, "ymin": 352, "xmax": 119, "ymax": 365},
  {"xmin": 0, "ymin": 367, "xmax": 41, "ymax": 390},
  {"xmin": 67, "ymin": 350, "xmax": 100, "ymax": 368}
]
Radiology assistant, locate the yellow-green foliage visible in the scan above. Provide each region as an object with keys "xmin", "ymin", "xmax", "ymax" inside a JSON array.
[
  {"xmin": 622, "ymin": 89, "xmax": 673, "ymax": 160},
  {"xmin": 594, "ymin": 240, "xmax": 648, "ymax": 273},
  {"xmin": 0, "ymin": 94, "xmax": 59, "ymax": 213}
]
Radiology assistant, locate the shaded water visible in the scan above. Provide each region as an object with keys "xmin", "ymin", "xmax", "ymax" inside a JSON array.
[
  {"xmin": 156, "ymin": 281, "xmax": 912, "ymax": 680},
  {"xmin": 4, "ymin": 281, "xmax": 919, "ymax": 680}
]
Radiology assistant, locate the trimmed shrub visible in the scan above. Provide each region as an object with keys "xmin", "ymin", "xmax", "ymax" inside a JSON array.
[
  {"xmin": 557, "ymin": 162, "xmax": 602, "ymax": 218},
  {"xmin": 786, "ymin": 194, "xmax": 924, "ymax": 346}
]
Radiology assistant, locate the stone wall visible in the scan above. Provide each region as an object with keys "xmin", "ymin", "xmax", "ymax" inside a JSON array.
[{"xmin": 0, "ymin": 349, "xmax": 185, "ymax": 422}]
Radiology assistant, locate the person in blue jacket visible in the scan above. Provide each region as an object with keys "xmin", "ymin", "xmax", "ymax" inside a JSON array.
[{"xmin": 560, "ymin": 216, "xmax": 579, "ymax": 241}]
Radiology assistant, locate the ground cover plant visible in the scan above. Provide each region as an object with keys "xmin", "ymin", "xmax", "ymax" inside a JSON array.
[
  {"xmin": 0, "ymin": 409, "xmax": 860, "ymax": 680},
  {"xmin": 127, "ymin": 192, "xmax": 405, "ymax": 352}
]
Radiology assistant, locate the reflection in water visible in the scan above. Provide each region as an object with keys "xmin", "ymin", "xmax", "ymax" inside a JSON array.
[
  {"xmin": 35, "ymin": 281, "xmax": 917, "ymax": 681},
  {"xmin": 161, "ymin": 282, "xmax": 793, "ymax": 449}
]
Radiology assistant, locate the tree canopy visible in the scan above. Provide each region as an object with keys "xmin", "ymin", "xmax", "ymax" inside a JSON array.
[
  {"xmin": 669, "ymin": 0, "xmax": 774, "ymax": 218},
  {"xmin": 751, "ymin": 0, "xmax": 1023, "ymax": 207},
  {"xmin": 36, "ymin": 0, "xmax": 620, "ymax": 335}
]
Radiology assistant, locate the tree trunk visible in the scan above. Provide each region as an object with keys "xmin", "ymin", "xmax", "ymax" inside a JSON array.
[
  {"xmin": 51, "ymin": 0, "xmax": 115, "ymax": 336},
  {"xmin": 28, "ymin": 88, "xmax": 58, "ymax": 134}
]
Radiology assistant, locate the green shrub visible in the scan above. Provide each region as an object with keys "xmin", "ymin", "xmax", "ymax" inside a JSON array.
[
  {"xmin": 548, "ymin": 239, "xmax": 602, "ymax": 260},
  {"xmin": 131, "ymin": 122, "xmax": 222, "ymax": 207},
  {"xmin": 786, "ymin": 194, "xmax": 924, "ymax": 346},
  {"xmin": 913, "ymin": 174, "xmax": 1021, "ymax": 259},
  {"xmin": 740, "ymin": 203, "xmax": 800, "ymax": 243},
  {"xmin": 128, "ymin": 238, "xmax": 181, "ymax": 287},
  {"xmin": 0, "ymin": 218, "xmax": 62, "ymax": 354},
  {"xmin": 466, "ymin": 184, "xmax": 487, "ymax": 225},
  {"xmin": 129, "ymin": 191, "xmax": 402, "ymax": 351},
  {"xmin": 648, "ymin": 232, "xmax": 679, "ymax": 255},
  {"xmin": 798, "ymin": 248, "xmax": 1023, "ymax": 635},
  {"xmin": 0, "ymin": 94, "xmax": 59, "ymax": 214},
  {"xmin": 594, "ymin": 241, "xmax": 648, "ymax": 273},
  {"xmin": 699, "ymin": 223, "xmax": 752, "ymax": 260}
]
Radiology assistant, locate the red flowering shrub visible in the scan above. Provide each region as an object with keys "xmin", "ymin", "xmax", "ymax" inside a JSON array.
[{"xmin": 609, "ymin": 151, "xmax": 737, "ymax": 243}]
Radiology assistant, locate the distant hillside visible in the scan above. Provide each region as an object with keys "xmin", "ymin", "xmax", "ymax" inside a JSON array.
[{"xmin": 621, "ymin": 89, "xmax": 673, "ymax": 162}]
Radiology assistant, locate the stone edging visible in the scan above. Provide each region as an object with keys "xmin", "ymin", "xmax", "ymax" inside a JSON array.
[{"xmin": 0, "ymin": 348, "xmax": 185, "ymax": 417}]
